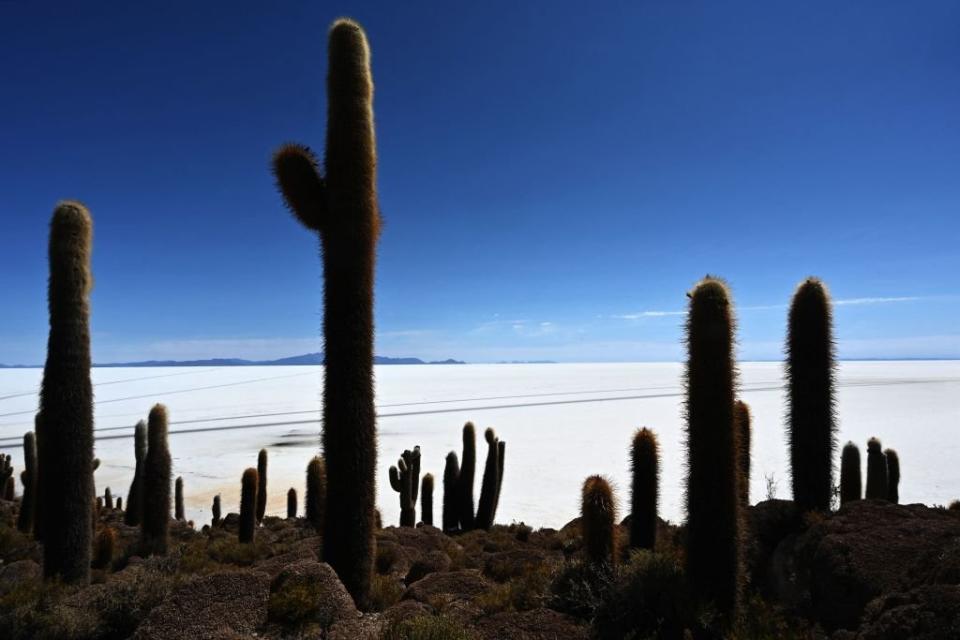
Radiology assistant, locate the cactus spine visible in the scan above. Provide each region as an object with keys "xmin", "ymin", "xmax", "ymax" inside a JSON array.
[
  {"xmin": 629, "ymin": 427, "xmax": 659, "ymax": 550},
  {"xmin": 271, "ymin": 18, "xmax": 380, "ymax": 606},
  {"xmin": 124, "ymin": 420, "xmax": 147, "ymax": 526},
  {"xmin": 839, "ymin": 441, "xmax": 862, "ymax": 504},
  {"xmin": 787, "ymin": 277, "xmax": 837, "ymax": 512},
  {"xmin": 287, "ymin": 488, "xmax": 297, "ymax": 518},
  {"xmin": 256, "ymin": 449, "xmax": 268, "ymax": 523},
  {"xmin": 38, "ymin": 201, "xmax": 94, "ymax": 584},
  {"xmin": 581, "ymin": 475, "xmax": 617, "ymax": 567},
  {"xmin": 174, "ymin": 477, "xmax": 184, "ymax": 520},
  {"xmin": 735, "ymin": 401, "xmax": 751, "ymax": 509},
  {"xmin": 211, "ymin": 494, "xmax": 222, "ymax": 527},
  {"xmin": 684, "ymin": 277, "xmax": 742, "ymax": 617},
  {"xmin": 17, "ymin": 431, "xmax": 37, "ymax": 533},
  {"xmin": 421, "ymin": 473, "xmax": 434, "ymax": 526},
  {"xmin": 865, "ymin": 438, "xmax": 888, "ymax": 500},
  {"xmin": 239, "ymin": 468, "xmax": 258, "ymax": 544},
  {"xmin": 305, "ymin": 456, "xmax": 326, "ymax": 532},
  {"xmin": 457, "ymin": 422, "xmax": 477, "ymax": 531},
  {"xmin": 885, "ymin": 448, "xmax": 900, "ymax": 504},
  {"xmin": 389, "ymin": 447, "xmax": 420, "ymax": 527},
  {"xmin": 476, "ymin": 428, "xmax": 503, "ymax": 530},
  {"xmin": 141, "ymin": 404, "xmax": 171, "ymax": 556},
  {"xmin": 442, "ymin": 452, "xmax": 460, "ymax": 532}
]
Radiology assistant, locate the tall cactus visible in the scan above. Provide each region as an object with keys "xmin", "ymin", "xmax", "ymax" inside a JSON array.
[
  {"xmin": 305, "ymin": 456, "xmax": 326, "ymax": 532},
  {"xmin": 211, "ymin": 494, "xmax": 222, "ymax": 527},
  {"xmin": 629, "ymin": 427, "xmax": 659, "ymax": 550},
  {"xmin": 839, "ymin": 442, "xmax": 862, "ymax": 505},
  {"xmin": 389, "ymin": 447, "xmax": 420, "ymax": 527},
  {"xmin": 442, "ymin": 452, "xmax": 460, "ymax": 532},
  {"xmin": 141, "ymin": 404, "xmax": 172, "ymax": 556},
  {"xmin": 421, "ymin": 473, "xmax": 434, "ymax": 526},
  {"xmin": 684, "ymin": 277, "xmax": 742, "ymax": 618},
  {"xmin": 17, "ymin": 431, "xmax": 37, "ymax": 533},
  {"xmin": 271, "ymin": 18, "xmax": 380, "ymax": 606},
  {"xmin": 287, "ymin": 488, "xmax": 297, "ymax": 518},
  {"xmin": 735, "ymin": 401, "xmax": 751, "ymax": 509},
  {"xmin": 174, "ymin": 477, "xmax": 184, "ymax": 521},
  {"xmin": 33, "ymin": 413, "xmax": 45, "ymax": 541},
  {"xmin": 865, "ymin": 438, "xmax": 888, "ymax": 500},
  {"xmin": 581, "ymin": 475, "xmax": 617, "ymax": 567},
  {"xmin": 239, "ymin": 468, "xmax": 258, "ymax": 544},
  {"xmin": 787, "ymin": 277, "xmax": 837, "ymax": 512},
  {"xmin": 457, "ymin": 422, "xmax": 477, "ymax": 531},
  {"xmin": 476, "ymin": 428, "xmax": 503, "ymax": 530},
  {"xmin": 885, "ymin": 448, "xmax": 900, "ymax": 504},
  {"xmin": 256, "ymin": 449, "xmax": 268, "ymax": 523},
  {"xmin": 104, "ymin": 487, "xmax": 114, "ymax": 510},
  {"xmin": 124, "ymin": 421, "xmax": 147, "ymax": 526},
  {"xmin": 38, "ymin": 201, "xmax": 94, "ymax": 584}
]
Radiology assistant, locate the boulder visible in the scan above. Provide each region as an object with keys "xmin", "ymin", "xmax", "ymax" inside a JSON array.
[
  {"xmin": 402, "ymin": 569, "xmax": 492, "ymax": 604},
  {"xmin": 254, "ymin": 547, "xmax": 318, "ymax": 579},
  {"xmin": 0, "ymin": 559, "xmax": 40, "ymax": 595},
  {"xmin": 268, "ymin": 560, "xmax": 358, "ymax": 627},
  {"xmin": 856, "ymin": 585, "xmax": 960, "ymax": 639},
  {"xmin": 483, "ymin": 548, "xmax": 548, "ymax": 582},
  {"xmin": 405, "ymin": 549, "xmax": 452, "ymax": 585},
  {"xmin": 474, "ymin": 608, "xmax": 590, "ymax": 640}
]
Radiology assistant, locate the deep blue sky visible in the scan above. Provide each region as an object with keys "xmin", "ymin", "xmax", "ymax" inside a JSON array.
[{"xmin": 2, "ymin": 2, "xmax": 958, "ymax": 364}]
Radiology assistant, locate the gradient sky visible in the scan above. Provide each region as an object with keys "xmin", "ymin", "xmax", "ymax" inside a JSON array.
[{"xmin": 2, "ymin": 2, "xmax": 959, "ymax": 364}]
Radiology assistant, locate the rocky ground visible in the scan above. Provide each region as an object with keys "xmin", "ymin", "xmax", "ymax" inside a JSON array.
[{"xmin": 1, "ymin": 498, "xmax": 959, "ymax": 639}]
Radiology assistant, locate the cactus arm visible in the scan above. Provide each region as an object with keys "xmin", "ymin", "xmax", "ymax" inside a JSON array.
[
  {"xmin": 389, "ymin": 465, "xmax": 401, "ymax": 492},
  {"xmin": 272, "ymin": 143, "xmax": 326, "ymax": 232}
]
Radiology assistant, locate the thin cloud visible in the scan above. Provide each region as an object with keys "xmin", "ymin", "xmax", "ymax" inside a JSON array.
[
  {"xmin": 834, "ymin": 296, "xmax": 922, "ymax": 306},
  {"xmin": 614, "ymin": 294, "xmax": 931, "ymax": 320}
]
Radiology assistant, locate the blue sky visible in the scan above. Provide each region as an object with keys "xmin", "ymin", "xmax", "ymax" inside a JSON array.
[{"xmin": 1, "ymin": 2, "xmax": 958, "ymax": 364}]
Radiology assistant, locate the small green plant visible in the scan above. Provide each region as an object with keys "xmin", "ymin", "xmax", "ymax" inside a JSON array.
[
  {"xmin": 380, "ymin": 615, "xmax": 476, "ymax": 640},
  {"xmin": 368, "ymin": 573, "xmax": 404, "ymax": 612}
]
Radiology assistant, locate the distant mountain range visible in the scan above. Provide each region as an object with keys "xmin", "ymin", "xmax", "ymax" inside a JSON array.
[{"xmin": 0, "ymin": 353, "xmax": 465, "ymax": 368}]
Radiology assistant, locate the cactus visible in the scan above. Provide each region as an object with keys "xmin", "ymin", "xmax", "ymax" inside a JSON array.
[
  {"xmin": 684, "ymin": 277, "xmax": 742, "ymax": 617},
  {"xmin": 787, "ymin": 277, "xmax": 837, "ymax": 512},
  {"xmin": 839, "ymin": 442, "xmax": 862, "ymax": 504},
  {"xmin": 305, "ymin": 456, "xmax": 326, "ymax": 532},
  {"xmin": 389, "ymin": 447, "xmax": 420, "ymax": 527},
  {"xmin": 239, "ymin": 468, "xmax": 258, "ymax": 544},
  {"xmin": 38, "ymin": 201, "xmax": 94, "ymax": 584},
  {"xmin": 19, "ymin": 434, "xmax": 39, "ymax": 532},
  {"xmin": 443, "ymin": 452, "xmax": 460, "ymax": 532},
  {"xmin": 4, "ymin": 476, "xmax": 13, "ymax": 501},
  {"xmin": 141, "ymin": 404, "xmax": 172, "ymax": 556},
  {"xmin": 92, "ymin": 527, "xmax": 116, "ymax": 570},
  {"xmin": 124, "ymin": 421, "xmax": 148, "ymax": 526},
  {"xmin": 104, "ymin": 487, "xmax": 113, "ymax": 510},
  {"xmin": 287, "ymin": 488, "xmax": 297, "ymax": 518},
  {"xmin": 581, "ymin": 475, "xmax": 617, "ymax": 567},
  {"xmin": 735, "ymin": 401, "xmax": 751, "ymax": 508},
  {"xmin": 116, "ymin": 496, "xmax": 122, "ymax": 511},
  {"xmin": 271, "ymin": 18, "xmax": 380, "ymax": 605},
  {"xmin": 421, "ymin": 473, "xmax": 434, "ymax": 526},
  {"xmin": 0, "ymin": 455, "xmax": 12, "ymax": 499},
  {"xmin": 211, "ymin": 494, "xmax": 222, "ymax": 527},
  {"xmin": 885, "ymin": 448, "xmax": 900, "ymax": 504},
  {"xmin": 175, "ymin": 477, "xmax": 184, "ymax": 521},
  {"xmin": 495, "ymin": 440, "xmax": 506, "ymax": 515},
  {"xmin": 476, "ymin": 428, "xmax": 503, "ymax": 530},
  {"xmin": 629, "ymin": 427, "xmax": 659, "ymax": 550},
  {"xmin": 457, "ymin": 422, "xmax": 477, "ymax": 531},
  {"xmin": 256, "ymin": 449, "xmax": 268, "ymax": 523},
  {"xmin": 33, "ymin": 413, "xmax": 46, "ymax": 541},
  {"xmin": 865, "ymin": 438, "xmax": 888, "ymax": 500}
]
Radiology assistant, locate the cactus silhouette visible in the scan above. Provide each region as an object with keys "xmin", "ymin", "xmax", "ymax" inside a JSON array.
[
  {"xmin": 17, "ymin": 431, "xmax": 37, "ymax": 533},
  {"xmin": 239, "ymin": 468, "xmax": 258, "ymax": 544},
  {"xmin": 735, "ymin": 401, "xmax": 751, "ymax": 509},
  {"xmin": 0, "ymin": 455, "xmax": 12, "ymax": 499},
  {"xmin": 839, "ymin": 441, "xmax": 862, "ymax": 504},
  {"xmin": 92, "ymin": 527, "xmax": 116, "ymax": 570},
  {"xmin": 33, "ymin": 413, "xmax": 46, "ymax": 541},
  {"xmin": 305, "ymin": 456, "xmax": 326, "ymax": 532},
  {"xmin": 4, "ymin": 476, "xmax": 13, "ymax": 501},
  {"xmin": 211, "ymin": 494, "xmax": 222, "ymax": 527},
  {"xmin": 256, "ymin": 449, "xmax": 268, "ymax": 523},
  {"xmin": 495, "ymin": 440, "xmax": 506, "ymax": 516},
  {"xmin": 787, "ymin": 277, "xmax": 837, "ymax": 512},
  {"xmin": 885, "ymin": 448, "xmax": 900, "ymax": 504},
  {"xmin": 287, "ymin": 488, "xmax": 297, "ymax": 518},
  {"xmin": 141, "ymin": 404, "xmax": 172, "ymax": 556},
  {"xmin": 124, "ymin": 420, "xmax": 147, "ymax": 526},
  {"xmin": 104, "ymin": 487, "xmax": 113, "ymax": 510},
  {"xmin": 38, "ymin": 201, "xmax": 94, "ymax": 584},
  {"xmin": 389, "ymin": 447, "xmax": 420, "ymax": 527},
  {"xmin": 457, "ymin": 422, "xmax": 477, "ymax": 531},
  {"xmin": 443, "ymin": 452, "xmax": 461, "ymax": 532},
  {"xmin": 421, "ymin": 473, "xmax": 434, "ymax": 526},
  {"xmin": 476, "ymin": 428, "xmax": 502, "ymax": 530},
  {"xmin": 684, "ymin": 277, "xmax": 742, "ymax": 618},
  {"xmin": 865, "ymin": 438, "xmax": 888, "ymax": 500},
  {"xmin": 630, "ymin": 428, "xmax": 659, "ymax": 550},
  {"xmin": 116, "ymin": 497, "xmax": 122, "ymax": 511},
  {"xmin": 581, "ymin": 475, "xmax": 617, "ymax": 567},
  {"xmin": 271, "ymin": 18, "xmax": 380, "ymax": 605},
  {"xmin": 174, "ymin": 477, "xmax": 184, "ymax": 521}
]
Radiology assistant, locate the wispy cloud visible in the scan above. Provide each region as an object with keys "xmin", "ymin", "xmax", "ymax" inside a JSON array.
[
  {"xmin": 834, "ymin": 296, "xmax": 923, "ymax": 306},
  {"xmin": 614, "ymin": 295, "xmax": 932, "ymax": 321},
  {"xmin": 612, "ymin": 310, "xmax": 686, "ymax": 320}
]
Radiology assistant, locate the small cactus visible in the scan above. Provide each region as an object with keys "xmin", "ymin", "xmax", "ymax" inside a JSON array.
[
  {"xmin": 457, "ymin": 422, "xmax": 477, "ymax": 531},
  {"xmin": 116, "ymin": 496, "xmax": 122, "ymax": 511},
  {"xmin": 629, "ymin": 427, "xmax": 659, "ymax": 550},
  {"xmin": 92, "ymin": 527, "xmax": 116, "ymax": 570},
  {"xmin": 476, "ymin": 428, "xmax": 503, "ymax": 530},
  {"xmin": 239, "ymin": 468, "xmax": 258, "ymax": 544},
  {"xmin": 885, "ymin": 448, "xmax": 900, "ymax": 504},
  {"xmin": 256, "ymin": 449, "xmax": 268, "ymax": 523},
  {"xmin": 104, "ymin": 487, "xmax": 113, "ymax": 510},
  {"xmin": 175, "ymin": 477, "xmax": 184, "ymax": 521},
  {"xmin": 581, "ymin": 475, "xmax": 617, "ymax": 567},
  {"xmin": 141, "ymin": 404, "xmax": 172, "ymax": 556},
  {"xmin": 389, "ymin": 447, "xmax": 421, "ymax": 527},
  {"xmin": 305, "ymin": 456, "xmax": 326, "ymax": 532},
  {"xmin": 4, "ymin": 475, "xmax": 14, "ymax": 501},
  {"xmin": 839, "ymin": 442, "xmax": 862, "ymax": 504},
  {"xmin": 287, "ymin": 488, "xmax": 297, "ymax": 518},
  {"xmin": 211, "ymin": 494, "xmax": 222, "ymax": 527},
  {"xmin": 442, "ymin": 452, "xmax": 460, "ymax": 532},
  {"xmin": 421, "ymin": 473, "xmax": 434, "ymax": 526},
  {"xmin": 865, "ymin": 438, "xmax": 888, "ymax": 500},
  {"xmin": 124, "ymin": 421, "xmax": 148, "ymax": 526},
  {"xmin": 0, "ymin": 455, "xmax": 13, "ymax": 499},
  {"xmin": 734, "ymin": 401, "xmax": 751, "ymax": 509}
]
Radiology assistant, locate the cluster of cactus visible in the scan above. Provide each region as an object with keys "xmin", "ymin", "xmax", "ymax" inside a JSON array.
[
  {"xmin": 272, "ymin": 18, "xmax": 380, "ymax": 606},
  {"xmin": 439, "ymin": 422, "xmax": 507, "ymax": 532},
  {"xmin": 239, "ymin": 468, "xmax": 258, "ymax": 544},
  {"xmin": 841, "ymin": 438, "xmax": 902, "ymax": 504},
  {"xmin": 388, "ymin": 447, "xmax": 421, "ymax": 527},
  {"xmin": 141, "ymin": 404, "xmax": 172, "ymax": 556},
  {"xmin": 581, "ymin": 475, "xmax": 617, "ymax": 567},
  {"xmin": 475, "ymin": 428, "xmax": 506, "ymax": 530},
  {"xmin": 124, "ymin": 421, "xmax": 147, "ymax": 526},
  {"xmin": 17, "ymin": 431, "xmax": 37, "ymax": 533},
  {"xmin": 629, "ymin": 428, "xmax": 659, "ymax": 550}
]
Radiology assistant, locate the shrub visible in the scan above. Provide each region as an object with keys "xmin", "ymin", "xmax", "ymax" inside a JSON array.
[{"xmin": 380, "ymin": 615, "xmax": 476, "ymax": 640}]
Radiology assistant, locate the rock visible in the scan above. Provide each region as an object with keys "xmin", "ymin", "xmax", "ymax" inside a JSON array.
[
  {"xmin": 254, "ymin": 547, "xmax": 318, "ymax": 579},
  {"xmin": 132, "ymin": 570, "xmax": 270, "ymax": 640},
  {"xmin": 268, "ymin": 560, "xmax": 358, "ymax": 627},
  {"xmin": 383, "ymin": 599, "xmax": 433, "ymax": 624},
  {"xmin": 376, "ymin": 539, "xmax": 414, "ymax": 575},
  {"xmin": 327, "ymin": 614, "xmax": 384, "ymax": 640},
  {"xmin": 746, "ymin": 499, "xmax": 805, "ymax": 597},
  {"xmin": 405, "ymin": 550, "xmax": 452, "ymax": 585},
  {"xmin": 474, "ymin": 608, "xmax": 590, "ymax": 640},
  {"xmin": 856, "ymin": 585, "xmax": 960, "ymax": 639},
  {"xmin": 483, "ymin": 548, "xmax": 547, "ymax": 582},
  {"xmin": 0, "ymin": 559, "xmax": 40, "ymax": 595},
  {"xmin": 402, "ymin": 569, "xmax": 492, "ymax": 604}
]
